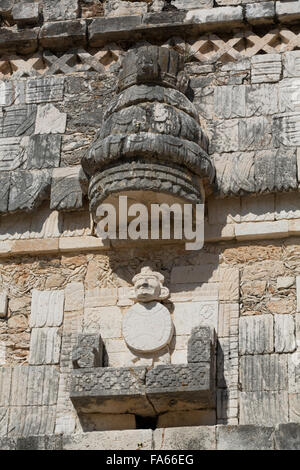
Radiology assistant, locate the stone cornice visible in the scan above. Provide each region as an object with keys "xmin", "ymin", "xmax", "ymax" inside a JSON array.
[{"xmin": 0, "ymin": 2, "xmax": 299, "ymax": 53}]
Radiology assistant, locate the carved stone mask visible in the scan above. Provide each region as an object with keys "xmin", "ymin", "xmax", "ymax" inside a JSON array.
[{"xmin": 130, "ymin": 266, "xmax": 169, "ymax": 303}]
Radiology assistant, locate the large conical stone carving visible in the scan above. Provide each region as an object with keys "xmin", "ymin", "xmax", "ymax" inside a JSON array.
[{"xmin": 81, "ymin": 45, "xmax": 215, "ymax": 224}]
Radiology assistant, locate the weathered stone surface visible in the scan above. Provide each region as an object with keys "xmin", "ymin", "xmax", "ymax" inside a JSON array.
[
  {"xmin": 216, "ymin": 425, "xmax": 274, "ymax": 450},
  {"xmin": 157, "ymin": 410, "xmax": 216, "ymax": 428},
  {"xmin": 0, "ymin": 104, "xmax": 36, "ymax": 138},
  {"xmin": 70, "ymin": 367, "xmax": 154, "ymax": 416},
  {"xmin": 65, "ymin": 282, "xmax": 84, "ymax": 312},
  {"xmin": 171, "ymin": 0, "xmax": 213, "ymax": 9},
  {"xmin": 72, "ymin": 334, "xmax": 103, "ymax": 368},
  {"xmin": 218, "ymin": 303, "xmax": 239, "ymax": 338},
  {"xmin": 288, "ymin": 352, "xmax": 300, "ymax": 393},
  {"xmin": 50, "ymin": 166, "xmax": 83, "ymax": 211},
  {"xmin": 0, "ymin": 292, "xmax": 8, "ymax": 318},
  {"xmin": 29, "ymin": 327, "xmax": 61, "ymax": 365},
  {"xmin": 7, "ymin": 405, "xmax": 57, "ymax": 437},
  {"xmin": 235, "ymin": 220, "xmax": 289, "ymax": 241},
  {"xmin": 173, "ymin": 301, "xmax": 219, "ymax": 335},
  {"xmin": 85, "ymin": 287, "xmax": 118, "ymax": 308},
  {"xmin": 12, "ymin": 2, "xmax": 39, "ymax": 25},
  {"xmin": 0, "ymin": 137, "xmax": 24, "ymax": 171},
  {"xmin": 274, "ymin": 314, "xmax": 296, "ymax": 353},
  {"xmin": 83, "ymin": 306, "xmax": 122, "ymax": 338},
  {"xmin": 122, "ymin": 302, "xmax": 173, "ymax": 354},
  {"xmin": 89, "ymin": 16, "xmax": 142, "ymax": 46},
  {"xmin": 78, "ymin": 413, "xmax": 136, "ymax": 432},
  {"xmin": 41, "ymin": 19, "xmax": 86, "ymax": 50},
  {"xmin": 16, "ymin": 435, "xmax": 63, "ymax": 451},
  {"xmin": 187, "ymin": 326, "xmax": 215, "ymax": 363},
  {"xmin": 0, "ymin": 0, "xmax": 14, "ymax": 15},
  {"xmin": 26, "ymin": 134, "xmax": 61, "ymax": 170},
  {"xmin": 29, "ymin": 290, "xmax": 64, "ymax": 328},
  {"xmin": 63, "ymin": 429, "xmax": 153, "ymax": 450},
  {"xmin": 0, "ymin": 368, "xmax": 12, "ymax": 407},
  {"xmin": 217, "ymin": 337, "xmax": 239, "ymax": 389},
  {"xmin": 0, "ymin": 408, "xmax": 9, "ymax": 437},
  {"xmin": 279, "ymin": 78, "xmax": 300, "ymax": 113},
  {"xmin": 0, "ymin": 174, "xmax": 10, "ymax": 213},
  {"xmin": 146, "ymin": 363, "xmax": 215, "ymax": 413},
  {"xmin": 289, "ymin": 393, "xmax": 300, "ymax": 423},
  {"xmin": 8, "ymin": 169, "xmax": 51, "ymax": 213},
  {"xmin": 240, "ymin": 391, "xmax": 288, "ymax": 425},
  {"xmin": 185, "ymin": 6, "xmax": 243, "ymax": 27},
  {"xmin": 42, "ymin": 0, "xmax": 79, "ymax": 21},
  {"xmin": 217, "ymin": 388, "xmax": 238, "ymax": 421},
  {"xmin": 171, "ymin": 265, "xmax": 218, "ymax": 284},
  {"xmin": 276, "ymin": 0, "xmax": 300, "ymax": 22},
  {"xmin": 274, "ymin": 423, "xmax": 300, "ymax": 450},
  {"xmin": 240, "ymin": 355, "xmax": 288, "ymax": 391},
  {"xmin": 251, "ymin": 54, "xmax": 281, "ymax": 83},
  {"xmin": 0, "ymin": 27, "xmax": 39, "ymax": 55},
  {"xmin": 35, "ymin": 104, "xmax": 67, "ymax": 135},
  {"xmin": 105, "ymin": 0, "xmax": 148, "ymax": 17},
  {"xmin": 246, "ymin": 2, "xmax": 275, "ymax": 24},
  {"xmin": 273, "ymin": 113, "xmax": 300, "ymax": 146},
  {"xmin": 255, "ymin": 148, "xmax": 297, "ymax": 192},
  {"xmin": 239, "ymin": 315, "xmax": 274, "ymax": 355},
  {"xmin": 10, "ymin": 365, "xmax": 59, "ymax": 406},
  {"xmin": 283, "ymin": 51, "xmax": 300, "ymax": 78},
  {"xmin": 153, "ymin": 426, "xmax": 216, "ymax": 450},
  {"xmin": 26, "ymin": 77, "xmax": 64, "ymax": 104}
]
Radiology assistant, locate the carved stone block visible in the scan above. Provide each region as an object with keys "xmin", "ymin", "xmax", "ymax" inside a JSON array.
[
  {"xmin": 146, "ymin": 364, "xmax": 215, "ymax": 413},
  {"xmin": 50, "ymin": 166, "xmax": 83, "ymax": 211},
  {"xmin": 8, "ymin": 169, "xmax": 51, "ymax": 213},
  {"xmin": 70, "ymin": 367, "xmax": 154, "ymax": 416},
  {"xmin": 72, "ymin": 334, "xmax": 103, "ymax": 369},
  {"xmin": 187, "ymin": 326, "xmax": 215, "ymax": 363}
]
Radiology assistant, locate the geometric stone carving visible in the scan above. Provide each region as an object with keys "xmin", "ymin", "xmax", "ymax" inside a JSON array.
[
  {"xmin": 187, "ymin": 326, "xmax": 215, "ymax": 363},
  {"xmin": 70, "ymin": 326, "xmax": 216, "ymax": 415},
  {"xmin": 50, "ymin": 166, "xmax": 83, "ymax": 211},
  {"xmin": 251, "ymin": 54, "xmax": 282, "ymax": 83},
  {"xmin": 70, "ymin": 367, "xmax": 154, "ymax": 416},
  {"xmin": 146, "ymin": 363, "xmax": 215, "ymax": 413},
  {"xmin": 72, "ymin": 334, "xmax": 103, "ymax": 369},
  {"xmin": 240, "ymin": 391, "xmax": 288, "ymax": 426},
  {"xmin": 240, "ymin": 354, "xmax": 288, "ymax": 391}
]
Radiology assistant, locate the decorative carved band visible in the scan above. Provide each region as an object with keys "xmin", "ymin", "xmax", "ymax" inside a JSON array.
[{"xmin": 0, "ymin": 27, "xmax": 299, "ymax": 79}]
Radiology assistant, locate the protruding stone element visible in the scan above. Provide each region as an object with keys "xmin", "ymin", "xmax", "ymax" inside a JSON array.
[
  {"xmin": 122, "ymin": 302, "xmax": 173, "ymax": 354},
  {"xmin": 239, "ymin": 315, "xmax": 274, "ymax": 355},
  {"xmin": 42, "ymin": 0, "xmax": 79, "ymax": 21},
  {"xmin": 122, "ymin": 267, "xmax": 173, "ymax": 354},
  {"xmin": 70, "ymin": 367, "xmax": 154, "ymax": 416},
  {"xmin": 72, "ymin": 334, "xmax": 103, "ymax": 369},
  {"xmin": 81, "ymin": 45, "xmax": 214, "ymax": 223},
  {"xmin": 246, "ymin": 2, "xmax": 275, "ymax": 25},
  {"xmin": 187, "ymin": 326, "xmax": 215, "ymax": 364},
  {"xmin": 283, "ymin": 51, "xmax": 300, "ymax": 77},
  {"xmin": 29, "ymin": 290, "xmax": 64, "ymax": 328},
  {"xmin": 146, "ymin": 363, "xmax": 215, "ymax": 413},
  {"xmin": 34, "ymin": 104, "xmax": 67, "ymax": 135},
  {"xmin": 0, "ymin": 292, "xmax": 8, "ymax": 318},
  {"xmin": 12, "ymin": 2, "xmax": 40, "ymax": 25},
  {"xmin": 50, "ymin": 166, "xmax": 83, "ymax": 211}
]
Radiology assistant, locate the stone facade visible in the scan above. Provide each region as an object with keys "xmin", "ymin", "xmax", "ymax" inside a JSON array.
[{"xmin": 0, "ymin": 0, "xmax": 300, "ymax": 451}]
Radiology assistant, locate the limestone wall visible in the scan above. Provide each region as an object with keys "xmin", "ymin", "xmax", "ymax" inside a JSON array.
[{"xmin": 0, "ymin": 0, "xmax": 300, "ymax": 449}]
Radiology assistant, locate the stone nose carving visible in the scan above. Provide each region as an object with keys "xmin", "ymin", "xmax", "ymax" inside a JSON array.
[{"xmin": 80, "ymin": 45, "xmax": 215, "ymax": 229}]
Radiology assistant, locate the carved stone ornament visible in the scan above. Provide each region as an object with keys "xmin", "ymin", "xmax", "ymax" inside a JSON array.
[
  {"xmin": 80, "ymin": 45, "xmax": 215, "ymax": 223},
  {"xmin": 122, "ymin": 267, "xmax": 173, "ymax": 354}
]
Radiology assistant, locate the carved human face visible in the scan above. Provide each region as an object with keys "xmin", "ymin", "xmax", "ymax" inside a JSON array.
[{"xmin": 134, "ymin": 274, "xmax": 161, "ymax": 302}]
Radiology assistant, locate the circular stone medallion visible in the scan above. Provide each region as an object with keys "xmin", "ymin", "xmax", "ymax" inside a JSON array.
[{"xmin": 122, "ymin": 301, "xmax": 174, "ymax": 354}]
